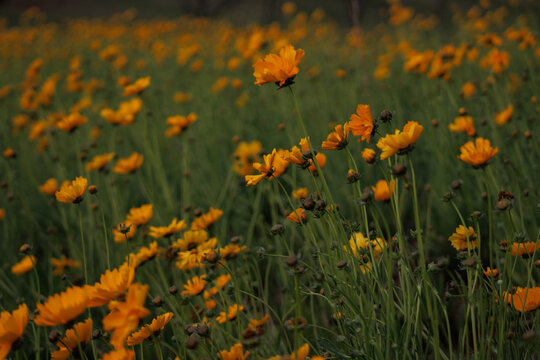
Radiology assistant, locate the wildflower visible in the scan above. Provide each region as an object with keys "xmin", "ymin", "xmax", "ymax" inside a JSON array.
[
  {"xmin": 127, "ymin": 312, "xmax": 173, "ymax": 346},
  {"xmin": 361, "ymin": 148, "xmax": 376, "ymax": 163},
  {"xmin": 503, "ymin": 287, "xmax": 540, "ymax": 312},
  {"xmin": 460, "ymin": 82, "xmax": 476, "ymax": 99},
  {"xmin": 377, "ymin": 121, "xmax": 424, "ymax": 160},
  {"xmin": 0, "ymin": 303, "xmax": 28, "ymax": 359},
  {"xmin": 349, "ymin": 104, "xmax": 374, "ymax": 143},
  {"xmin": 3, "ymin": 147, "xmax": 16, "ymax": 159},
  {"xmin": 510, "ymin": 241, "xmax": 540, "ymax": 257},
  {"xmin": 216, "ymin": 274, "xmax": 232, "ymax": 289},
  {"xmin": 102, "ymin": 283, "xmax": 150, "ymax": 348},
  {"xmin": 281, "ymin": 2, "xmax": 296, "ymax": 15},
  {"xmin": 217, "ymin": 304, "xmax": 244, "ymax": 324},
  {"xmin": 0, "ymin": 209, "xmax": 4, "ymax": 220},
  {"xmin": 457, "ymin": 137, "xmax": 498, "ymax": 167},
  {"xmin": 211, "ymin": 77, "xmax": 229, "ymax": 93},
  {"xmin": 113, "ymin": 222, "xmax": 137, "ymax": 243},
  {"xmin": 322, "ymin": 123, "xmax": 350, "ymax": 150},
  {"xmin": 448, "ymin": 225, "xmax": 478, "ymax": 251},
  {"xmin": 181, "ymin": 275, "xmax": 207, "ymax": 296},
  {"xmin": 253, "ymin": 45, "xmax": 305, "ymax": 87},
  {"xmin": 39, "ymin": 178, "xmax": 58, "ymax": 195},
  {"xmin": 245, "ymin": 149, "xmax": 289, "ymax": 186},
  {"xmin": 449, "ymin": 116, "xmax": 476, "ymax": 137},
  {"xmin": 86, "ymin": 153, "xmax": 116, "ymax": 172},
  {"xmin": 173, "ymin": 230, "xmax": 208, "ymax": 251},
  {"xmin": 88, "ymin": 262, "xmax": 136, "ymax": 307},
  {"xmin": 495, "ymin": 104, "xmax": 513, "ymax": 126},
  {"xmin": 232, "ymin": 141, "xmax": 262, "ymax": 176},
  {"xmin": 113, "ymin": 153, "xmax": 144, "ymax": 174},
  {"xmin": 101, "ymin": 98, "xmax": 142, "ymax": 126},
  {"xmin": 11, "ymin": 255, "xmax": 35, "ymax": 275},
  {"xmin": 123, "ymin": 77, "xmax": 150, "ymax": 97},
  {"xmin": 176, "ymin": 239, "xmax": 218, "ymax": 271},
  {"xmin": 51, "ymin": 255, "xmax": 80, "ymax": 276},
  {"xmin": 173, "ymin": 91, "xmax": 193, "ymax": 103},
  {"xmin": 248, "ymin": 314, "xmax": 269, "ymax": 330},
  {"xmin": 287, "ymin": 208, "xmax": 307, "ymax": 224},
  {"xmin": 127, "ymin": 241, "xmax": 161, "ymax": 267},
  {"xmin": 126, "ymin": 204, "xmax": 153, "ymax": 226},
  {"xmin": 149, "ymin": 218, "xmax": 186, "ymax": 238},
  {"xmin": 346, "ymin": 233, "xmax": 387, "ymax": 258},
  {"xmin": 220, "ymin": 244, "xmax": 247, "ymax": 260},
  {"xmin": 55, "ymin": 177, "xmax": 88, "ymax": 204},
  {"xmin": 34, "ymin": 286, "xmax": 90, "ymax": 326},
  {"xmin": 372, "ymin": 180, "xmax": 395, "ymax": 202},
  {"xmin": 165, "ymin": 113, "xmax": 197, "ymax": 137},
  {"xmin": 480, "ymin": 48, "xmax": 509, "ymax": 74},
  {"xmin": 218, "ymin": 343, "xmax": 250, "ymax": 360},
  {"xmin": 57, "ymin": 113, "xmax": 87, "ymax": 132},
  {"xmin": 285, "ymin": 138, "xmax": 325, "ymax": 173},
  {"xmin": 292, "ymin": 188, "xmax": 309, "ymax": 200},
  {"xmin": 101, "ymin": 348, "xmax": 135, "ymax": 360},
  {"xmin": 483, "ymin": 267, "xmax": 499, "ymax": 277},
  {"xmin": 51, "ymin": 318, "xmax": 92, "ymax": 360}
]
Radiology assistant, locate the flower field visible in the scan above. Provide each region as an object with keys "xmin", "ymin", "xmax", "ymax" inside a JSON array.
[{"xmin": 1, "ymin": 1, "xmax": 540, "ymax": 359}]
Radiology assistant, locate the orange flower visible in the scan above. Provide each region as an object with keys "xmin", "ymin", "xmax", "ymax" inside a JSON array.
[
  {"xmin": 126, "ymin": 204, "xmax": 153, "ymax": 226},
  {"xmin": 113, "ymin": 153, "xmax": 144, "ymax": 174},
  {"xmin": 285, "ymin": 138, "xmax": 325, "ymax": 174},
  {"xmin": 449, "ymin": 116, "xmax": 476, "ymax": 137},
  {"xmin": 216, "ymin": 274, "xmax": 232, "ymax": 289},
  {"xmin": 495, "ymin": 104, "xmax": 513, "ymax": 126},
  {"xmin": 346, "ymin": 233, "xmax": 387, "ymax": 258},
  {"xmin": 51, "ymin": 318, "xmax": 92, "ymax": 360},
  {"xmin": 3, "ymin": 147, "xmax": 16, "ymax": 159},
  {"xmin": 34, "ymin": 286, "xmax": 90, "ymax": 326},
  {"xmin": 509, "ymin": 241, "xmax": 540, "ymax": 257},
  {"xmin": 503, "ymin": 287, "xmax": 540, "ymax": 312},
  {"xmin": 123, "ymin": 76, "xmax": 150, "ymax": 97},
  {"xmin": 483, "ymin": 267, "xmax": 499, "ymax": 277},
  {"xmin": 460, "ymin": 82, "xmax": 476, "ymax": 99},
  {"xmin": 448, "ymin": 225, "xmax": 478, "ymax": 251},
  {"xmin": 101, "ymin": 348, "xmax": 135, "ymax": 360},
  {"xmin": 102, "ymin": 283, "xmax": 150, "ymax": 348},
  {"xmin": 372, "ymin": 180, "xmax": 395, "ymax": 202},
  {"xmin": 190, "ymin": 207, "xmax": 224, "ymax": 230},
  {"xmin": 245, "ymin": 149, "xmax": 289, "ymax": 186},
  {"xmin": 113, "ymin": 222, "xmax": 137, "ymax": 243},
  {"xmin": 88, "ymin": 262, "xmax": 136, "ymax": 307},
  {"xmin": 55, "ymin": 177, "xmax": 88, "ymax": 203},
  {"xmin": 165, "ymin": 113, "xmax": 198, "ymax": 137},
  {"xmin": 11, "ymin": 255, "xmax": 36, "ymax": 275},
  {"xmin": 457, "ymin": 137, "xmax": 498, "ymax": 167},
  {"xmin": 173, "ymin": 91, "xmax": 192, "ymax": 103},
  {"xmin": 220, "ymin": 244, "xmax": 247, "ymax": 260},
  {"xmin": 287, "ymin": 208, "xmax": 307, "ymax": 224},
  {"xmin": 248, "ymin": 314, "xmax": 269, "ymax": 330},
  {"xmin": 86, "ymin": 153, "xmax": 116, "ymax": 172},
  {"xmin": 127, "ymin": 241, "xmax": 161, "ymax": 267},
  {"xmin": 322, "ymin": 123, "xmax": 350, "ymax": 150},
  {"xmin": 173, "ymin": 230, "xmax": 208, "ymax": 251},
  {"xmin": 349, "ymin": 104, "xmax": 374, "ymax": 143},
  {"xmin": 181, "ymin": 275, "xmax": 207, "ymax": 296},
  {"xmin": 0, "ymin": 303, "xmax": 28, "ymax": 359},
  {"xmin": 101, "ymin": 98, "xmax": 142, "ymax": 126},
  {"xmin": 39, "ymin": 178, "xmax": 58, "ymax": 195},
  {"xmin": 57, "ymin": 113, "xmax": 87, "ymax": 132},
  {"xmin": 292, "ymin": 188, "xmax": 309, "ymax": 200},
  {"xmin": 232, "ymin": 141, "xmax": 262, "ymax": 176},
  {"xmin": 127, "ymin": 312, "xmax": 173, "ymax": 346},
  {"xmin": 361, "ymin": 148, "xmax": 376, "ymax": 163},
  {"xmin": 217, "ymin": 304, "xmax": 244, "ymax": 324},
  {"xmin": 253, "ymin": 45, "xmax": 305, "ymax": 87},
  {"xmin": 149, "ymin": 218, "xmax": 186, "ymax": 238},
  {"xmin": 480, "ymin": 48, "xmax": 509, "ymax": 74},
  {"xmin": 51, "ymin": 255, "xmax": 80, "ymax": 276},
  {"xmin": 376, "ymin": 121, "xmax": 424, "ymax": 160},
  {"xmin": 218, "ymin": 343, "xmax": 250, "ymax": 360}
]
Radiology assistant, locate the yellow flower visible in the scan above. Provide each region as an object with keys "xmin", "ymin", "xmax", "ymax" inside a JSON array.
[
  {"xmin": 361, "ymin": 148, "xmax": 376, "ymax": 163},
  {"xmin": 88, "ymin": 262, "xmax": 136, "ymax": 307},
  {"xmin": 495, "ymin": 104, "xmax": 513, "ymax": 126},
  {"xmin": 113, "ymin": 153, "xmax": 144, "ymax": 174},
  {"xmin": 245, "ymin": 149, "xmax": 289, "ymax": 186},
  {"xmin": 39, "ymin": 178, "xmax": 58, "ymax": 195},
  {"xmin": 218, "ymin": 343, "xmax": 250, "ymax": 360},
  {"xmin": 191, "ymin": 207, "xmax": 224, "ymax": 230},
  {"xmin": 51, "ymin": 255, "xmax": 80, "ymax": 276},
  {"xmin": 101, "ymin": 98, "xmax": 142, "ymax": 126},
  {"xmin": 217, "ymin": 304, "xmax": 244, "ymax": 324},
  {"xmin": 51, "ymin": 318, "xmax": 92, "ymax": 360},
  {"xmin": 292, "ymin": 188, "xmax": 309, "ymax": 200},
  {"xmin": 127, "ymin": 241, "xmax": 161, "ymax": 267},
  {"xmin": 322, "ymin": 123, "xmax": 350, "ymax": 150},
  {"xmin": 253, "ymin": 45, "xmax": 305, "ymax": 87},
  {"xmin": 149, "ymin": 218, "xmax": 186, "ymax": 238},
  {"xmin": 122, "ymin": 76, "xmax": 150, "ymax": 97},
  {"xmin": 34, "ymin": 286, "xmax": 90, "ymax": 326},
  {"xmin": 181, "ymin": 275, "xmax": 207, "ymax": 296},
  {"xmin": 86, "ymin": 153, "xmax": 116, "ymax": 172},
  {"xmin": 216, "ymin": 274, "xmax": 232, "ymax": 289},
  {"xmin": 11, "ymin": 255, "xmax": 36, "ymax": 275},
  {"xmin": 232, "ymin": 141, "xmax": 262, "ymax": 176},
  {"xmin": 55, "ymin": 177, "xmax": 88, "ymax": 204},
  {"xmin": 56, "ymin": 113, "xmax": 87, "ymax": 132},
  {"xmin": 0, "ymin": 303, "xmax": 28, "ymax": 359},
  {"xmin": 126, "ymin": 204, "xmax": 153, "ymax": 226},
  {"xmin": 449, "ymin": 116, "xmax": 476, "ymax": 137},
  {"xmin": 372, "ymin": 180, "xmax": 395, "ymax": 202},
  {"xmin": 173, "ymin": 91, "xmax": 192, "ymax": 103},
  {"xmin": 101, "ymin": 348, "xmax": 135, "ymax": 360},
  {"xmin": 457, "ymin": 137, "xmax": 498, "ymax": 167},
  {"xmin": 165, "ymin": 113, "xmax": 198, "ymax": 137},
  {"xmin": 172, "ymin": 230, "xmax": 208, "ymax": 251},
  {"xmin": 376, "ymin": 121, "xmax": 424, "ymax": 160},
  {"xmin": 503, "ymin": 287, "xmax": 540, "ymax": 312},
  {"xmin": 460, "ymin": 82, "xmax": 476, "ymax": 99},
  {"xmin": 448, "ymin": 225, "xmax": 478, "ymax": 251},
  {"xmin": 127, "ymin": 312, "xmax": 173, "ymax": 346}
]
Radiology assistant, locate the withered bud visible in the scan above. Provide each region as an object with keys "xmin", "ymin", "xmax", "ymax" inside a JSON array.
[
  {"xmin": 510, "ymin": 130, "xmax": 518, "ymax": 138},
  {"xmin": 270, "ymin": 224, "xmax": 284, "ymax": 235},
  {"xmin": 506, "ymin": 331, "xmax": 513, "ymax": 340},
  {"xmin": 458, "ymin": 108, "xmax": 467, "ymax": 116},
  {"xmin": 390, "ymin": 163, "xmax": 406, "ymax": 176},
  {"xmin": 186, "ymin": 334, "xmax": 199, "ymax": 349},
  {"xmin": 424, "ymin": 184, "xmax": 432, "ymax": 192},
  {"xmin": 315, "ymin": 199, "xmax": 326, "ymax": 210},
  {"xmin": 462, "ymin": 257, "xmax": 476, "ymax": 268},
  {"xmin": 152, "ymin": 296, "xmax": 162, "ymax": 307},
  {"xmin": 197, "ymin": 325, "xmax": 209, "ymax": 337},
  {"xmin": 88, "ymin": 185, "xmax": 98, "ymax": 195},
  {"xmin": 184, "ymin": 204, "xmax": 192, "ymax": 212},
  {"xmin": 0, "ymin": 181, "xmax": 6, "ymax": 189},
  {"xmin": 19, "ymin": 244, "xmax": 31, "ymax": 254},
  {"xmin": 337, "ymin": 260, "xmax": 348, "ymax": 269},
  {"xmin": 79, "ymin": 152, "xmax": 87, "ymax": 161},
  {"xmin": 347, "ymin": 169, "xmax": 360, "ymax": 183},
  {"xmin": 302, "ymin": 197, "xmax": 315, "ymax": 210},
  {"xmin": 523, "ymin": 190, "xmax": 529, "ymax": 197},
  {"xmin": 164, "ymin": 246, "xmax": 178, "ymax": 261},
  {"xmin": 380, "ymin": 110, "xmax": 393, "ymax": 123},
  {"xmin": 92, "ymin": 329, "xmax": 101, "ymax": 339},
  {"xmin": 230, "ymin": 236, "xmax": 241, "ymax": 243},
  {"xmin": 480, "ymin": 192, "xmax": 487, "ymax": 200},
  {"xmin": 302, "ymin": 149, "xmax": 315, "ymax": 160},
  {"xmin": 431, "ymin": 119, "xmax": 439, "ymax": 127},
  {"xmin": 193, "ymin": 208, "xmax": 202, "ymax": 217},
  {"xmin": 523, "ymin": 330, "xmax": 536, "ymax": 341},
  {"xmin": 471, "ymin": 210, "xmax": 482, "ymax": 219},
  {"xmin": 7, "ymin": 193, "xmax": 14, "ymax": 201},
  {"xmin": 168, "ymin": 285, "xmax": 178, "ymax": 295},
  {"xmin": 277, "ymin": 123, "xmax": 286, "ymax": 131},
  {"xmin": 524, "ymin": 131, "xmax": 532, "ymax": 139},
  {"xmin": 183, "ymin": 172, "xmax": 190, "ymax": 178},
  {"xmin": 91, "ymin": 203, "xmax": 98, "ymax": 211},
  {"xmin": 496, "ymin": 199, "xmax": 510, "ymax": 211},
  {"xmin": 451, "ymin": 179, "xmax": 462, "ymax": 190},
  {"xmin": 285, "ymin": 254, "xmax": 298, "ymax": 267},
  {"xmin": 48, "ymin": 330, "xmax": 60, "ymax": 343},
  {"xmin": 205, "ymin": 251, "xmax": 219, "ymax": 264}
]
